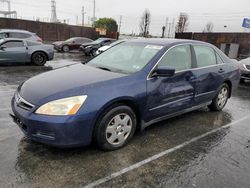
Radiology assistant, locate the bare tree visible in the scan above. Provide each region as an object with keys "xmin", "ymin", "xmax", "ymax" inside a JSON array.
[
  {"xmin": 175, "ymin": 13, "xmax": 189, "ymax": 33},
  {"xmin": 140, "ymin": 9, "xmax": 151, "ymax": 37},
  {"xmin": 203, "ymin": 22, "xmax": 214, "ymax": 33}
]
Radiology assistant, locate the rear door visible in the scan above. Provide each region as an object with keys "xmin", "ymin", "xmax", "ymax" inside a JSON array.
[
  {"xmin": 0, "ymin": 40, "xmax": 28, "ymax": 63},
  {"xmin": 191, "ymin": 45, "xmax": 227, "ymax": 105},
  {"xmin": 146, "ymin": 44, "xmax": 196, "ymax": 121}
]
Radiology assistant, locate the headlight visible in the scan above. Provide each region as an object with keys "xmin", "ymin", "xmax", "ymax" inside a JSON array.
[{"xmin": 36, "ymin": 95, "xmax": 87, "ymax": 116}]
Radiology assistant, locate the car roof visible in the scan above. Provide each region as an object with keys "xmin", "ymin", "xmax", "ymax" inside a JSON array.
[
  {"xmin": 126, "ymin": 38, "xmax": 209, "ymax": 47},
  {"xmin": 0, "ymin": 29, "xmax": 33, "ymax": 34}
]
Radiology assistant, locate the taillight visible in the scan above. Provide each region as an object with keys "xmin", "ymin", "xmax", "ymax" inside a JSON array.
[{"xmin": 37, "ymin": 37, "xmax": 43, "ymax": 43}]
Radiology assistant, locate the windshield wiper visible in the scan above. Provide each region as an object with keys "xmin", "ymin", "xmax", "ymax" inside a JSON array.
[{"xmin": 97, "ymin": 66, "xmax": 111, "ymax": 72}]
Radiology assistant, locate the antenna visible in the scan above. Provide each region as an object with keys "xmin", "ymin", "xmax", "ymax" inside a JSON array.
[{"xmin": 50, "ymin": 0, "xmax": 58, "ymax": 23}]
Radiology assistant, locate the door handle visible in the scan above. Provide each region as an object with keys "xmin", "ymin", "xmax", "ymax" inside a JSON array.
[{"xmin": 218, "ymin": 68, "xmax": 225, "ymax": 73}]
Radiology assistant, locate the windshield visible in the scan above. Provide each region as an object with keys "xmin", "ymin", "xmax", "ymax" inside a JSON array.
[
  {"xmin": 87, "ymin": 43, "xmax": 163, "ymax": 74},
  {"xmin": 90, "ymin": 38, "xmax": 107, "ymax": 44}
]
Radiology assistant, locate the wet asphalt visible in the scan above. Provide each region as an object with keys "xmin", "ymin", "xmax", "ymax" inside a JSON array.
[{"xmin": 0, "ymin": 52, "xmax": 250, "ymax": 188}]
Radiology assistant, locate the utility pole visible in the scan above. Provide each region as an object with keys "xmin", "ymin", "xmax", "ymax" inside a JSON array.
[
  {"xmin": 171, "ymin": 18, "xmax": 175, "ymax": 38},
  {"xmin": 168, "ymin": 22, "xmax": 171, "ymax": 38},
  {"xmin": 118, "ymin": 15, "xmax": 122, "ymax": 33},
  {"xmin": 92, "ymin": 0, "xmax": 96, "ymax": 26},
  {"xmin": 165, "ymin": 17, "xmax": 168, "ymax": 38},
  {"xmin": 82, "ymin": 6, "xmax": 85, "ymax": 26},
  {"xmin": 76, "ymin": 15, "xmax": 78, "ymax": 25},
  {"xmin": 50, "ymin": 0, "xmax": 58, "ymax": 23}
]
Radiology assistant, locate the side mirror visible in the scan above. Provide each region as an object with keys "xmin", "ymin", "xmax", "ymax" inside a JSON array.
[
  {"xmin": 151, "ymin": 67, "xmax": 175, "ymax": 78},
  {"xmin": 0, "ymin": 45, "xmax": 6, "ymax": 50}
]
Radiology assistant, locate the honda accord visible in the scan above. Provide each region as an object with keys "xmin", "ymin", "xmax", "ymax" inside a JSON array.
[{"xmin": 11, "ymin": 39, "xmax": 240, "ymax": 150}]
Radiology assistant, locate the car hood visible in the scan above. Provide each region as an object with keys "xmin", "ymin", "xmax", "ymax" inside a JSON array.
[
  {"xmin": 81, "ymin": 42, "xmax": 98, "ymax": 48},
  {"xmin": 19, "ymin": 64, "xmax": 125, "ymax": 105}
]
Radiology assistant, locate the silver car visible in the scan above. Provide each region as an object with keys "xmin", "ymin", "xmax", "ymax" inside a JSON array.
[
  {"xmin": 239, "ymin": 58, "xmax": 250, "ymax": 82},
  {"xmin": 0, "ymin": 38, "xmax": 54, "ymax": 66},
  {"xmin": 0, "ymin": 29, "xmax": 43, "ymax": 42}
]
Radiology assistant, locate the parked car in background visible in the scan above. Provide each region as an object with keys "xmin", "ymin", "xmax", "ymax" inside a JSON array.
[
  {"xmin": 52, "ymin": 37, "xmax": 93, "ymax": 52},
  {"xmin": 80, "ymin": 38, "xmax": 116, "ymax": 56},
  {"xmin": 239, "ymin": 58, "xmax": 250, "ymax": 82},
  {"xmin": 11, "ymin": 39, "xmax": 240, "ymax": 150},
  {"xmin": 0, "ymin": 29, "xmax": 43, "ymax": 42},
  {"xmin": 96, "ymin": 40, "xmax": 126, "ymax": 55},
  {"xmin": 0, "ymin": 38, "xmax": 54, "ymax": 66}
]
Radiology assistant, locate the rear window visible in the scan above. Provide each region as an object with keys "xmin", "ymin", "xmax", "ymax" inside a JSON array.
[{"xmin": 193, "ymin": 45, "xmax": 217, "ymax": 68}]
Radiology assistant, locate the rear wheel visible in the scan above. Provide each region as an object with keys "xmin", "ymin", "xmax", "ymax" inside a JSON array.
[
  {"xmin": 208, "ymin": 84, "xmax": 229, "ymax": 111},
  {"xmin": 94, "ymin": 105, "xmax": 137, "ymax": 151},
  {"xmin": 31, "ymin": 52, "xmax": 47, "ymax": 66},
  {"xmin": 62, "ymin": 45, "xmax": 70, "ymax": 52}
]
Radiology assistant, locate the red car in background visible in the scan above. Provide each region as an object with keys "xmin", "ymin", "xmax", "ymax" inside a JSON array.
[{"xmin": 52, "ymin": 37, "xmax": 93, "ymax": 52}]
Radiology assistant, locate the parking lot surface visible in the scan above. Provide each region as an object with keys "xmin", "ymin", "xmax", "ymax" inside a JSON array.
[{"xmin": 1, "ymin": 53, "xmax": 250, "ymax": 188}]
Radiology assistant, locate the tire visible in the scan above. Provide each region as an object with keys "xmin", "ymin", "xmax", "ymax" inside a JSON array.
[
  {"xmin": 94, "ymin": 105, "xmax": 137, "ymax": 151},
  {"xmin": 62, "ymin": 45, "xmax": 70, "ymax": 52},
  {"xmin": 31, "ymin": 52, "xmax": 47, "ymax": 66},
  {"xmin": 208, "ymin": 83, "xmax": 230, "ymax": 111},
  {"xmin": 90, "ymin": 49, "xmax": 97, "ymax": 56},
  {"xmin": 240, "ymin": 78, "xmax": 245, "ymax": 84}
]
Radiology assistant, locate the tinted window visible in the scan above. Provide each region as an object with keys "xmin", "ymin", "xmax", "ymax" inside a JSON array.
[
  {"xmin": 158, "ymin": 45, "xmax": 192, "ymax": 71},
  {"xmin": 2, "ymin": 41, "xmax": 24, "ymax": 48},
  {"xmin": 194, "ymin": 46, "xmax": 217, "ymax": 68},
  {"xmin": 9, "ymin": 32, "xmax": 31, "ymax": 39}
]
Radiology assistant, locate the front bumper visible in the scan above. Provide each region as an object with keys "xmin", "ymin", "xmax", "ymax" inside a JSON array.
[{"xmin": 11, "ymin": 98, "xmax": 95, "ymax": 148}]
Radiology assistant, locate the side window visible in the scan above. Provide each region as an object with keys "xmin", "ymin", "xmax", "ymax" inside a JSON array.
[
  {"xmin": 9, "ymin": 32, "xmax": 31, "ymax": 39},
  {"xmin": 0, "ymin": 32, "xmax": 9, "ymax": 39},
  {"xmin": 158, "ymin": 45, "xmax": 192, "ymax": 71},
  {"xmin": 216, "ymin": 53, "xmax": 224, "ymax": 64},
  {"xmin": 26, "ymin": 41, "xmax": 40, "ymax": 46},
  {"xmin": 3, "ymin": 41, "xmax": 24, "ymax": 48},
  {"xmin": 194, "ymin": 46, "xmax": 217, "ymax": 68}
]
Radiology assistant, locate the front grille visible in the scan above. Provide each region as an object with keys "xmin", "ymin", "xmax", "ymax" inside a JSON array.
[
  {"xmin": 15, "ymin": 93, "xmax": 34, "ymax": 111},
  {"xmin": 245, "ymin": 65, "xmax": 250, "ymax": 70}
]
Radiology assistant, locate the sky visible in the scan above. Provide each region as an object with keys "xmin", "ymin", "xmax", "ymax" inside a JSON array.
[{"xmin": 1, "ymin": 0, "xmax": 250, "ymax": 36}]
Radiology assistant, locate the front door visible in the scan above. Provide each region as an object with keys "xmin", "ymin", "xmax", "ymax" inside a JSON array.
[
  {"xmin": 146, "ymin": 44, "xmax": 196, "ymax": 122},
  {"xmin": 0, "ymin": 41, "xmax": 28, "ymax": 63}
]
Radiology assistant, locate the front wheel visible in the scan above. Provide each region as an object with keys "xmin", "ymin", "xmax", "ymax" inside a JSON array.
[
  {"xmin": 94, "ymin": 105, "xmax": 137, "ymax": 151},
  {"xmin": 208, "ymin": 84, "xmax": 229, "ymax": 111}
]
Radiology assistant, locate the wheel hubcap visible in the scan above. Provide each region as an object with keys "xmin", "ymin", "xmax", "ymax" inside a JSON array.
[
  {"xmin": 105, "ymin": 113, "xmax": 132, "ymax": 146},
  {"xmin": 35, "ymin": 55, "xmax": 43, "ymax": 63},
  {"xmin": 217, "ymin": 87, "xmax": 228, "ymax": 108}
]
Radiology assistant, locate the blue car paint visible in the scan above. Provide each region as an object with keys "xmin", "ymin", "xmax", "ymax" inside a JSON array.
[{"xmin": 11, "ymin": 39, "xmax": 240, "ymax": 147}]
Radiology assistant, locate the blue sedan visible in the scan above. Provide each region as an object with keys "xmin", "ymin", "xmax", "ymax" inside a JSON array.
[{"xmin": 11, "ymin": 39, "xmax": 240, "ymax": 150}]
